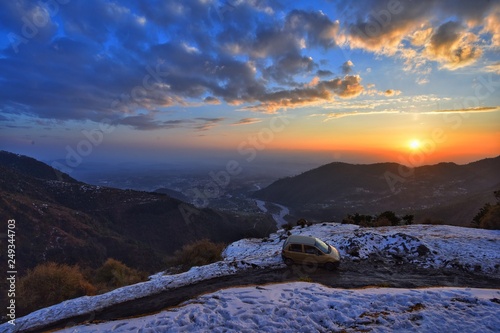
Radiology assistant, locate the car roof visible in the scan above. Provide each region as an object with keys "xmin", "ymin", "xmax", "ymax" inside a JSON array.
[{"xmin": 285, "ymin": 235, "xmax": 317, "ymax": 246}]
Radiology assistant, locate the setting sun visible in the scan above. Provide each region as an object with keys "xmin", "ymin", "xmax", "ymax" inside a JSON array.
[{"xmin": 409, "ymin": 139, "xmax": 421, "ymax": 150}]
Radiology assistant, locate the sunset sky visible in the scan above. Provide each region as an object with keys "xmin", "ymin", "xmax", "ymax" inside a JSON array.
[{"xmin": 0, "ymin": 0, "xmax": 499, "ymax": 171}]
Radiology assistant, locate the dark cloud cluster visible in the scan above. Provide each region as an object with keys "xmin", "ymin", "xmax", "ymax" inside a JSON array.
[
  {"xmin": 0, "ymin": 0, "xmax": 350, "ymax": 130},
  {"xmin": 0, "ymin": 0, "xmax": 348, "ymax": 128},
  {"xmin": 116, "ymin": 113, "xmax": 225, "ymax": 131},
  {"xmin": 0, "ymin": 0, "xmax": 497, "ymax": 130},
  {"xmin": 243, "ymin": 75, "xmax": 364, "ymax": 112}
]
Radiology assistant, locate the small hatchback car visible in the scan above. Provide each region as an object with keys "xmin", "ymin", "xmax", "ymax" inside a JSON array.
[{"xmin": 282, "ymin": 235, "xmax": 341, "ymax": 270}]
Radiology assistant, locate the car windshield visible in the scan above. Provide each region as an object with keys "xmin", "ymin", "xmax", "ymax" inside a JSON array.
[{"xmin": 315, "ymin": 238, "xmax": 331, "ymax": 254}]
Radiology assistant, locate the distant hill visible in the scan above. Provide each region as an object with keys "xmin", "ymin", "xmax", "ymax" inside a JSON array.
[
  {"xmin": 253, "ymin": 156, "xmax": 500, "ymax": 225},
  {"xmin": 0, "ymin": 150, "xmax": 78, "ymax": 183},
  {"xmin": 0, "ymin": 151, "xmax": 276, "ymax": 275},
  {"xmin": 154, "ymin": 187, "xmax": 191, "ymax": 202}
]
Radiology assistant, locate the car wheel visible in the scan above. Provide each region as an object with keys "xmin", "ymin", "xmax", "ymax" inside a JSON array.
[
  {"xmin": 325, "ymin": 262, "xmax": 338, "ymax": 271},
  {"xmin": 284, "ymin": 258, "xmax": 294, "ymax": 266}
]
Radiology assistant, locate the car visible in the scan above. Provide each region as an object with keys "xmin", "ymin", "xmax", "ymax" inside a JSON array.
[{"xmin": 281, "ymin": 235, "xmax": 341, "ymax": 270}]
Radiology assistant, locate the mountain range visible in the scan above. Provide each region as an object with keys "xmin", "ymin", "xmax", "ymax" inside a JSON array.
[
  {"xmin": 253, "ymin": 156, "xmax": 500, "ymax": 225},
  {"xmin": 1, "ymin": 150, "xmax": 498, "ymax": 277},
  {"xmin": 0, "ymin": 151, "xmax": 275, "ymax": 275}
]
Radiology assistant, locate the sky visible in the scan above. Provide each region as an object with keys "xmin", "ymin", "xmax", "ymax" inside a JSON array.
[{"xmin": 0, "ymin": 0, "xmax": 499, "ymax": 173}]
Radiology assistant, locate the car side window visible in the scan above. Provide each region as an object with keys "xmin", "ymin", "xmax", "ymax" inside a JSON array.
[
  {"xmin": 304, "ymin": 245, "xmax": 318, "ymax": 255},
  {"xmin": 289, "ymin": 244, "xmax": 303, "ymax": 252}
]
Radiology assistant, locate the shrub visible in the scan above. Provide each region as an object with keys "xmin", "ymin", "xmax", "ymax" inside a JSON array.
[
  {"xmin": 402, "ymin": 214, "xmax": 414, "ymax": 225},
  {"xmin": 342, "ymin": 213, "xmax": 373, "ymax": 227},
  {"xmin": 17, "ymin": 262, "xmax": 95, "ymax": 316},
  {"xmin": 472, "ymin": 203, "xmax": 491, "ymax": 227},
  {"xmin": 168, "ymin": 239, "xmax": 225, "ymax": 271},
  {"xmin": 471, "ymin": 190, "xmax": 500, "ymax": 230},
  {"xmin": 377, "ymin": 211, "xmax": 401, "ymax": 226},
  {"xmin": 297, "ymin": 219, "xmax": 312, "ymax": 228},
  {"xmin": 374, "ymin": 217, "xmax": 392, "ymax": 227},
  {"xmin": 281, "ymin": 222, "xmax": 294, "ymax": 231},
  {"xmin": 93, "ymin": 258, "xmax": 147, "ymax": 293},
  {"xmin": 479, "ymin": 204, "xmax": 500, "ymax": 230}
]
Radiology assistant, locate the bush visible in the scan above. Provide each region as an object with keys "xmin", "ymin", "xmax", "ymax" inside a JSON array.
[
  {"xmin": 93, "ymin": 258, "xmax": 147, "ymax": 293},
  {"xmin": 168, "ymin": 239, "xmax": 225, "ymax": 271},
  {"xmin": 17, "ymin": 262, "xmax": 95, "ymax": 316},
  {"xmin": 296, "ymin": 218, "xmax": 311, "ymax": 228},
  {"xmin": 281, "ymin": 222, "xmax": 294, "ymax": 231},
  {"xmin": 402, "ymin": 214, "xmax": 414, "ymax": 225},
  {"xmin": 374, "ymin": 217, "xmax": 392, "ymax": 227},
  {"xmin": 471, "ymin": 190, "xmax": 500, "ymax": 230},
  {"xmin": 342, "ymin": 213, "xmax": 373, "ymax": 227},
  {"xmin": 377, "ymin": 211, "xmax": 401, "ymax": 226},
  {"xmin": 478, "ymin": 204, "xmax": 500, "ymax": 230}
]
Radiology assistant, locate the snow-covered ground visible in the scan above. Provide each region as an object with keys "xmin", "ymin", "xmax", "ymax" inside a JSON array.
[
  {"xmin": 2, "ymin": 223, "xmax": 499, "ymax": 332},
  {"xmin": 56, "ymin": 284, "xmax": 500, "ymax": 333},
  {"xmin": 224, "ymin": 223, "xmax": 500, "ymax": 274}
]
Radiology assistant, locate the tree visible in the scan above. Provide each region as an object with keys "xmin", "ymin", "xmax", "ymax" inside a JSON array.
[
  {"xmin": 472, "ymin": 203, "xmax": 491, "ymax": 227},
  {"xmin": 479, "ymin": 205, "xmax": 500, "ymax": 229},
  {"xmin": 402, "ymin": 214, "xmax": 414, "ymax": 225},
  {"xmin": 377, "ymin": 211, "xmax": 401, "ymax": 226},
  {"xmin": 471, "ymin": 190, "xmax": 500, "ymax": 230}
]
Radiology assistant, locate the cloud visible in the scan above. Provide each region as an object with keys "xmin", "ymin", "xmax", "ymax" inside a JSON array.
[
  {"xmin": 316, "ymin": 69, "xmax": 334, "ymax": 77},
  {"xmin": 431, "ymin": 106, "xmax": 500, "ymax": 114},
  {"xmin": 322, "ymin": 110, "xmax": 400, "ymax": 120},
  {"xmin": 284, "ymin": 9, "xmax": 340, "ymax": 49},
  {"xmin": 319, "ymin": 104, "xmax": 500, "ymax": 121},
  {"xmin": 411, "ymin": 28, "xmax": 433, "ymax": 47},
  {"xmin": 341, "ymin": 60, "xmax": 354, "ymax": 74},
  {"xmin": 116, "ymin": 114, "xmax": 224, "ymax": 131},
  {"xmin": 416, "ymin": 77, "xmax": 430, "ymax": 85},
  {"xmin": 338, "ymin": 0, "xmax": 497, "ymax": 71},
  {"xmin": 244, "ymin": 75, "xmax": 364, "ymax": 112},
  {"xmin": 424, "ymin": 21, "xmax": 482, "ymax": 70},
  {"xmin": 232, "ymin": 118, "xmax": 262, "ymax": 126},
  {"xmin": 362, "ymin": 86, "xmax": 402, "ymax": 97},
  {"xmin": 193, "ymin": 117, "xmax": 225, "ymax": 131},
  {"xmin": 383, "ymin": 89, "xmax": 401, "ymax": 97},
  {"xmin": 204, "ymin": 96, "xmax": 221, "ymax": 105},
  {"xmin": 263, "ymin": 53, "xmax": 316, "ymax": 84},
  {"xmin": 117, "ymin": 114, "xmax": 191, "ymax": 130},
  {"xmin": 484, "ymin": 62, "xmax": 500, "ymax": 74},
  {"xmin": 482, "ymin": 4, "xmax": 500, "ymax": 47},
  {"xmin": 1, "ymin": 0, "xmax": 497, "ymax": 131},
  {"xmin": 0, "ymin": 0, "xmax": 361, "ymax": 123}
]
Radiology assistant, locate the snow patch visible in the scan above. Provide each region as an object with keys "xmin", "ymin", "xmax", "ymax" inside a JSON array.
[
  {"xmin": 2, "ymin": 223, "xmax": 499, "ymax": 333},
  {"xmin": 56, "ymin": 283, "xmax": 500, "ymax": 333}
]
